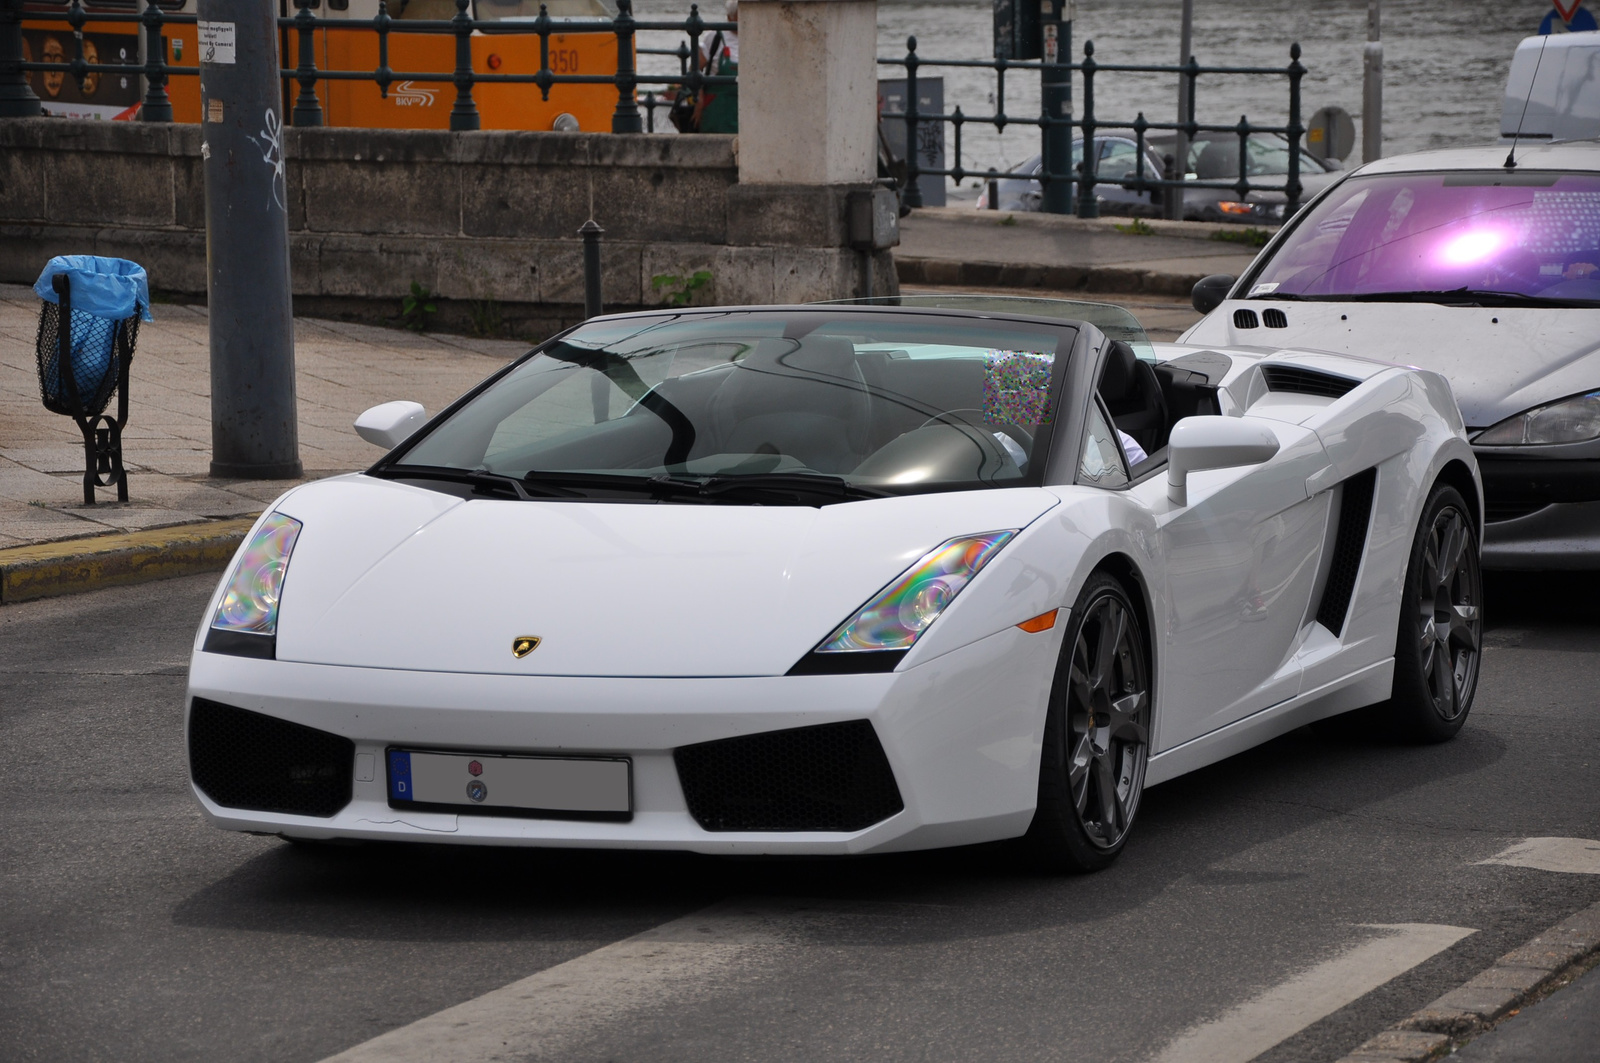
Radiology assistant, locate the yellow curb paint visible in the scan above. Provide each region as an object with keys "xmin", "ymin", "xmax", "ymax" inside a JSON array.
[{"xmin": 0, "ymin": 517, "xmax": 260, "ymax": 605}]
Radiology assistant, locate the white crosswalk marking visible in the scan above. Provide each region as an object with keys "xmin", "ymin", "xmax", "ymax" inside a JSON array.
[
  {"xmin": 318, "ymin": 902, "xmax": 788, "ymax": 1063},
  {"xmin": 1148, "ymin": 923, "xmax": 1477, "ymax": 1063},
  {"xmin": 1477, "ymin": 837, "xmax": 1600, "ymax": 875}
]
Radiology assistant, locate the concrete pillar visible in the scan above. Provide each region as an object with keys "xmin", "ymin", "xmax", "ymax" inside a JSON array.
[{"xmin": 736, "ymin": 0, "xmax": 877, "ymax": 186}]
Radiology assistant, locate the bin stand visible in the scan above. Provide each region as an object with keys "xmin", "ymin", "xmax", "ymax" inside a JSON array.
[{"xmin": 53, "ymin": 274, "xmax": 132, "ymax": 505}]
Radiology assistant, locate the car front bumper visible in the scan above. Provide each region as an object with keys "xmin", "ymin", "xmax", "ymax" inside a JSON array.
[
  {"xmin": 1479, "ymin": 455, "xmax": 1600, "ymax": 569},
  {"xmin": 184, "ymin": 626, "xmax": 1057, "ymax": 855}
]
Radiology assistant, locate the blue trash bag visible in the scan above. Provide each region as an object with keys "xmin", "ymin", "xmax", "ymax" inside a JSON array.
[{"xmin": 33, "ymin": 256, "xmax": 153, "ymax": 418}]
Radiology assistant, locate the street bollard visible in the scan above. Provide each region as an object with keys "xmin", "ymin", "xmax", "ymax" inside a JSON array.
[
  {"xmin": 580, "ymin": 220, "xmax": 604, "ymax": 319},
  {"xmin": 199, "ymin": 0, "xmax": 301, "ymax": 479}
]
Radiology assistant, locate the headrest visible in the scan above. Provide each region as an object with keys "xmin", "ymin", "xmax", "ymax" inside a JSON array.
[
  {"xmin": 740, "ymin": 335, "xmax": 860, "ymax": 381},
  {"xmin": 1098, "ymin": 339, "xmax": 1139, "ymax": 402},
  {"xmin": 1195, "ymin": 139, "xmax": 1236, "ymax": 180}
]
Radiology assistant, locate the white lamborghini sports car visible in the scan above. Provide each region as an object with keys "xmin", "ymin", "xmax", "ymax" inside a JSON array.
[{"xmin": 186, "ymin": 298, "xmax": 1484, "ymax": 871}]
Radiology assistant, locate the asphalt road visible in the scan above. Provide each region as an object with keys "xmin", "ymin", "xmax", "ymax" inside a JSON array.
[{"xmin": 2, "ymin": 569, "xmax": 1598, "ymax": 1063}]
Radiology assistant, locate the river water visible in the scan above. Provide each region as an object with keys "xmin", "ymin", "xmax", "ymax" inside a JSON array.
[{"xmin": 635, "ymin": 0, "xmax": 1556, "ymax": 192}]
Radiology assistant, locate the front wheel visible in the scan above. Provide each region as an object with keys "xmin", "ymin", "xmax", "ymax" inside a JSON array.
[{"xmin": 1023, "ymin": 573, "xmax": 1151, "ymax": 872}]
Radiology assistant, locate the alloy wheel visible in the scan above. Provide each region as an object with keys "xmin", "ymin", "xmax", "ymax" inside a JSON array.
[
  {"xmin": 1066, "ymin": 593, "xmax": 1150, "ymax": 849},
  {"xmin": 1416, "ymin": 505, "xmax": 1481, "ymax": 722}
]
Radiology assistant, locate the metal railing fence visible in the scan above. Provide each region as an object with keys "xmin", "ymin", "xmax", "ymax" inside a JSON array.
[
  {"xmin": 0, "ymin": 0, "xmax": 734, "ymax": 132},
  {"xmin": 880, "ymin": 36, "xmax": 1307, "ymax": 219}
]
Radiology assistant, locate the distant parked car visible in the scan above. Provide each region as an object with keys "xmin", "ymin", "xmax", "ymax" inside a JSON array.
[
  {"xmin": 1182, "ymin": 139, "xmax": 1600, "ymax": 568},
  {"xmin": 976, "ymin": 132, "xmax": 1338, "ymax": 224}
]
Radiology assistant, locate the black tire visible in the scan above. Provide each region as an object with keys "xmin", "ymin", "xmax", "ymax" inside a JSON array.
[
  {"xmin": 1023, "ymin": 572, "xmax": 1152, "ymax": 872},
  {"xmin": 1314, "ymin": 483, "xmax": 1483, "ymax": 743}
]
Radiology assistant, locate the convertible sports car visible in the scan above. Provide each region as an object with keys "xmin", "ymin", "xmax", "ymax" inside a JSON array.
[{"xmin": 186, "ymin": 298, "xmax": 1483, "ymax": 871}]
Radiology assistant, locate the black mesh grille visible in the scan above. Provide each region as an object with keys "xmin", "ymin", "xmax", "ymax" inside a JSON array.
[
  {"xmin": 1315, "ymin": 468, "xmax": 1378, "ymax": 635},
  {"xmin": 188, "ymin": 698, "xmax": 354, "ymax": 818},
  {"xmin": 1233, "ymin": 308, "xmax": 1260, "ymax": 329},
  {"xmin": 1262, "ymin": 308, "xmax": 1289, "ymax": 328},
  {"xmin": 1261, "ymin": 364, "xmax": 1360, "ymax": 399},
  {"xmin": 34, "ymin": 301, "xmax": 137, "ymax": 418},
  {"xmin": 674, "ymin": 720, "xmax": 904, "ymax": 832}
]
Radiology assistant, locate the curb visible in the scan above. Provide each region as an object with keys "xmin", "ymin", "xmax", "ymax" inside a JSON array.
[
  {"xmin": 1334, "ymin": 899, "xmax": 1600, "ymax": 1062},
  {"xmin": 894, "ymin": 256, "xmax": 1212, "ymax": 298},
  {"xmin": 0, "ymin": 518, "xmax": 257, "ymax": 605}
]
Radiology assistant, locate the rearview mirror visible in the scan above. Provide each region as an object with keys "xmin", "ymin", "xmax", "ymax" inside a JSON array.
[
  {"xmin": 1191, "ymin": 274, "xmax": 1236, "ymax": 315},
  {"xmin": 1167, "ymin": 415, "xmax": 1280, "ymax": 506},
  {"xmin": 354, "ymin": 401, "xmax": 427, "ymax": 450}
]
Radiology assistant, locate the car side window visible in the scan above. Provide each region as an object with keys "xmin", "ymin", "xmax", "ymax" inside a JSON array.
[{"xmin": 1079, "ymin": 399, "xmax": 1130, "ymax": 488}]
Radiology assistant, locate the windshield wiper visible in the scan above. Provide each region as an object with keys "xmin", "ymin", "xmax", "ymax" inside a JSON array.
[
  {"xmin": 1282, "ymin": 289, "xmax": 1600, "ymax": 308},
  {"xmin": 524, "ymin": 469, "xmax": 886, "ymax": 505},
  {"xmin": 378, "ymin": 465, "xmax": 580, "ymax": 499},
  {"xmin": 693, "ymin": 473, "xmax": 888, "ymax": 503}
]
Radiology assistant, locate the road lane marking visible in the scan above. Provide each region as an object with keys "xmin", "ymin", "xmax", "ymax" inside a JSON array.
[
  {"xmin": 317, "ymin": 900, "xmax": 789, "ymax": 1063},
  {"xmin": 1149, "ymin": 923, "xmax": 1476, "ymax": 1063},
  {"xmin": 1476, "ymin": 837, "xmax": 1600, "ymax": 875}
]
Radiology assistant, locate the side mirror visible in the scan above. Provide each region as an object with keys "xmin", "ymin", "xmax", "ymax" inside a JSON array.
[
  {"xmin": 1191, "ymin": 273, "xmax": 1236, "ymax": 315},
  {"xmin": 354, "ymin": 400, "xmax": 427, "ymax": 450},
  {"xmin": 1167, "ymin": 415, "xmax": 1280, "ymax": 506},
  {"xmin": 1322, "ymin": 156, "xmax": 1345, "ymax": 171}
]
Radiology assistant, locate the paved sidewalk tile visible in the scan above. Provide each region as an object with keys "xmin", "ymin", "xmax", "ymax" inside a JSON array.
[{"xmin": 0, "ymin": 283, "xmax": 525, "ymax": 548}]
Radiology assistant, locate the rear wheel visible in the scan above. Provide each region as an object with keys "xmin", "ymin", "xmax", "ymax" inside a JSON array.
[
  {"xmin": 1388, "ymin": 484, "xmax": 1483, "ymax": 741},
  {"xmin": 1023, "ymin": 573, "xmax": 1151, "ymax": 872},
  {"xmin": 1313, "ymin": 483, "xmax": 1482, "ymax": 743}
]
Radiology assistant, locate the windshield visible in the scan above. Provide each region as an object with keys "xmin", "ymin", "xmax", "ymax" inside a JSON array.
[
  {"xmin": 1245, "ymin": 170, "xmax": 1600, "ymax": 304},
  {"xmin": 387, "ymin": 310, "xmax": 1077, "ymax": 501}
]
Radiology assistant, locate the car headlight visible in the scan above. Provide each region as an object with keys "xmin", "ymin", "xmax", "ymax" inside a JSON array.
[
  {"xmin": 1475, "ymin": 392, "xmax": 1600, "ymax": 446},
  {"xmin": 204, "ymin": 512, "xmax": 302, "ymax": 657},
  {"xmin": 816, "ymin": 531, "xmax": 1017, "ymax": 654}
]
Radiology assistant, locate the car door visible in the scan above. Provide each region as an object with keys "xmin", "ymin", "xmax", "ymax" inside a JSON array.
[{"xmin": 1128, "ymin": 419, "xmax": 1335, "ymax": 751}]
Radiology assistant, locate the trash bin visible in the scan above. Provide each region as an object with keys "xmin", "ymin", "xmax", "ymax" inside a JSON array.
[{"xmin": 32, "ymin": 256, "xmax": 153, "ymax": 504}]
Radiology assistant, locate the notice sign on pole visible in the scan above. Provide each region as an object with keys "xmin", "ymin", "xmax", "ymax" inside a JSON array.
[{"xmin": 198, "ymin": 21, "xmax": 236, "ymax": 65}]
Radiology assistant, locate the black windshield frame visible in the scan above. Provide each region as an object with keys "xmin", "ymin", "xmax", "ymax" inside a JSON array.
[{"xmin": 370, "ymin": 306, "xmax": 1086, "ymax": 501}]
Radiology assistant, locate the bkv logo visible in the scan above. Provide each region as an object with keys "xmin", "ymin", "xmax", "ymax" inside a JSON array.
[{"xmin": 392, "ymin": 81, "xmax": 438, "ymax": 108}]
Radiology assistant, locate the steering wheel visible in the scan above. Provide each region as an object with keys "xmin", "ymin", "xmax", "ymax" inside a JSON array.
[{"xmin": 917, "ymin": 409, "xmax": 1036, "ymax": 451}]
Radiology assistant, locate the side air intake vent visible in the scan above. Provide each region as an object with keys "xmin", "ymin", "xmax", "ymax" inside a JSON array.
[
  {"xmin": 1314, "ymin": 468, "xmax": 1378, "ymax": 636},
  {"xmin": 1261, "ymin": 364, "xmax": 1360, "ymax": 399},
  {"xmin": 674, "ymin": 720, "xmax": 904, "ymax": 832},
  {"xmin": 1262, "ymin": 308, "xmax": 1289, "ymax": 328},
  {"xmin": 189, "ymin": 698, "xmax": 354, "ymax": 818},
  {"xmin": 1233, "ymin": 309, "xmax": 1260, "ymax": 329}
]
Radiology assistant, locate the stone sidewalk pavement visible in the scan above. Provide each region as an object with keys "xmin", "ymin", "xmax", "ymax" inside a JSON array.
[{"xmin": 0, "ymin": 283, "xmax": 524, "ymax": 549}]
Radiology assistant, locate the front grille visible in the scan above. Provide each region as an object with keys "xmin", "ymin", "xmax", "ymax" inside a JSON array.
[
  {"xmin": 674, "ymin": 720, "xmax": 904, "ymax": 832},
  {"xmin": 1233, "ymin": 309, "xmax": 1260, "ymax": 329},
  {"xmin": 1261, "ymin": 364, "xmax": 1360, "ymax": 399},
  {"xmin": 188, "ymin": 698, "xmax": 354, "ymax": 818},
  {"xmin": 1485, "ymin": 499, "xmax": 1552, "ymax": 523},
  {"xmin": 1262, "ymin": 308, "xmax": 1289, "ymax": 328}
]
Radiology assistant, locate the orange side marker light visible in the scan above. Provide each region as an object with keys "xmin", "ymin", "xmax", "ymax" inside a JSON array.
[{"xmin": 1016, "ymin": 609, "xmax": 1058, "ymax": 633}]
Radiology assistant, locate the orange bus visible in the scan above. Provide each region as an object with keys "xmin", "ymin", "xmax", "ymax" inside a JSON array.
[{"xmin": 21, "ymin": 0, "xmax": 626, "ymax": 132}]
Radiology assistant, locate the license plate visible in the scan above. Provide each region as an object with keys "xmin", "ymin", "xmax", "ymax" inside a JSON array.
[{"xmin": 386, "ymin": 748, "xmax": 631, "ymax": 820}]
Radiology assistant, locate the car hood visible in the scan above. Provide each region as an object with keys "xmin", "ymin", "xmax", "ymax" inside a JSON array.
[
  {"xmin": 268, "ymin": 475, "xmax": 1059, "ymax": 677},
  {"xmin": 1182, "ymin": 300, "xmax": 1600, "ymax": 427}
]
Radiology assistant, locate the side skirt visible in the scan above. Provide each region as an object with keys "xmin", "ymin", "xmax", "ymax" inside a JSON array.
[{"xmin": 1145, "ymin": 657, "xmax": 1395, "ymax": 786}]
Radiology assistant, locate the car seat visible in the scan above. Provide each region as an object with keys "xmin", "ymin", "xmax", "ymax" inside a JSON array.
[
  {"xmin": 1098, "ymin": 339, "xmax": 1169, "ymax": 457},
  {"xmin": 1195, "ymin": 139, "xmax": 1237, "ymax": 181},
  {"xmin": 708, "ymin": 335, "xmax": 873, "ymax": 473}
]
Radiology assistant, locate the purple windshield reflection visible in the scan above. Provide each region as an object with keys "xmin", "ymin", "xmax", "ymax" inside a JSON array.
[{"xmin": 1249, "ymin": 172, "xmax": 1600, "ymax": 301}]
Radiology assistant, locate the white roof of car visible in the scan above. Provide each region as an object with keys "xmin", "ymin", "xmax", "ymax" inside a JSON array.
[{"xmin": 1350, "ymin": 139, "xmax": 1600, "ymax": 177}]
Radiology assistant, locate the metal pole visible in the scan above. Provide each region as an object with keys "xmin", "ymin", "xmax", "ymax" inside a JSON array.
[
  {"xmin": 0, "ymin": 0, "xmax": 43, "ymax": 117},
  {"xmin": 903, "ymin": 36, "xmax": 923, "ymax": 210},
  {"xmin": 1362, "ymin": 0, "xmax": 1382, "ymax": 163},
  {"xmin": 1039, "ymin": 1, "xmax": 1073, "ymax": 215},
  {"xmin": 1165, "ymin": 0, "xmax": 1193, "ymax": 220},
  {"xmin": 610, "ymin": 0, "xmax": 642, "ymax": 134},
  {"xmin": 580, "ymin": 220, "xmax": 604, "ymax": 319},
  {"xmin": 199, "ymin": 0, "xmax": 302, "ymax": 479}
]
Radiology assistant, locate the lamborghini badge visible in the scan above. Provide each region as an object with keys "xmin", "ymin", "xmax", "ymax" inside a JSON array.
[{"xmin": 512, "ymin": 636, "xmax": 541, "ymax": 658}]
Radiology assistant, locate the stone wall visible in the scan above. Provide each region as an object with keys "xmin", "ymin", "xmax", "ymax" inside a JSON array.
[{"xmin": 0, "ymin": 119, "xmax": 896, "ymax": 338}]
